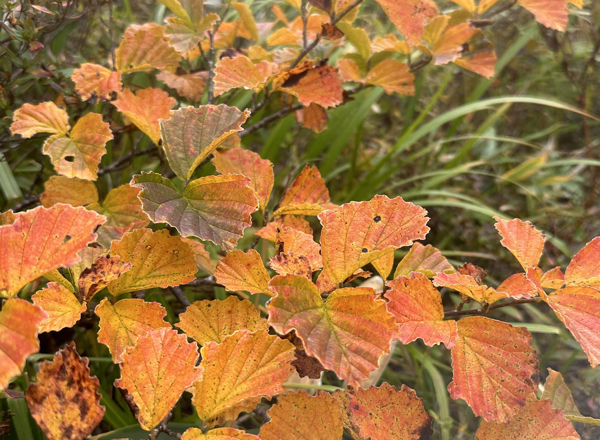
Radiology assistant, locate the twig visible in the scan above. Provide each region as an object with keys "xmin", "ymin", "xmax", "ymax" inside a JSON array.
[
  {"xmin": 188, "ymin": 276, "xmax": 220, "ymax": 287},
  {"xmin": 206, "ymin": 30, "xmax": 216, "ymax": 104},
  {"xmin": 239, "ymin": 104, "xmax": 303, "ymax": 137},
  {"xmin": 444, "ymin": 297, "xmax": 540, "ymax": 318},
  {"xmin": 169, "ymin": 286, "xmax": 191, "ymax": 308},
  {"xmin": 108, "ymin": 0, "xmax": 116, "ymax": 68},
  {"xmin": 97, "ymin": 145, "xmax": 158, "ymax": 176},
  {"xmin": 301, "ymin": 0, "xmax": 308, "ymax": 49}
]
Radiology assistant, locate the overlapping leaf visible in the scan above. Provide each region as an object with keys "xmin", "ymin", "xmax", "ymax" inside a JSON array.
[
  {"xmin": 295, "ymin": 103, "xmax": 329, "ymax": 133},
  {"xmin": 276, "ymin": 225, "xmax": 322, "ymax": 270},
  {"xmin": 115, "ymin": 23, "xmax": 181, "ymax": 73},
  {"xmin": 433, "ymin": 271, "xmax": 508, "ymax": 304},
  {"xmin": 157, "ymin": 70, "xmax": 208, "ymax": 101},
  {"xmin": 495, "ymin": 217, "xmax": 545, "ymax": 270},
  {"xmin": 338, "ymin": 58, "xmax": 415, "ymax": 95},
  {"xmin": 214, "ymin": 56, "xmax": 278, "ymax": 96},
  {"xmin": 423, "ymin": 16, "xmax": 480, "ymax": 65},
  {"xmin": 40, "ymin": 176, "xmax": 99, "ymax": 208},
  {"xmin": 274, "ymin": 165, "xmax": 335, "ymax": 216},
  {"xmin": 497, "ymin": 273, "xmax": 538, "ymax": 299},
  {"xmin": 89, "ymin": 184, "xmax": 148, "ymax": 228},
  {"xmin": 394, "ymin": 242, "xmax": 453, "ymax": 278},
  {"xmin": 164, "ymin": 13, "xmax": 219, "ymax": 55},
  {"xmin": 182, "ymin": 428, "xmax": 260, "ymax": 440},
  {"xmin": 78, "ymin": 255, "xmax": 132, "ymax": 301},
  {"xmin": 10, "ymin": 101, "xmax": 70, "ymax": 138},
  {"xmin": 372, "ymin": 0, "xmax": 438, "ymax": 46},
  {"xmin": 71, "ymin": 63, "xmax": 122, "ymax": 101},
  {"xmin": 32, "ymin": 283, "xmax": 86, "ymax": 333},
  {"xmin": 257, "ymin": 215, "xmax": 312, "ymax": 241},
  {"xmin": 213, "ymin": 249, "xmax": 271, "ymax": 295},
  {"xmin": 270, "ymin": 252, "xmax": 313, "ymax": 279}
]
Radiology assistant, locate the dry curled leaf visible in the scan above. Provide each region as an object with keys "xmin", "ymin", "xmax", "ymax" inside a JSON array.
[{"xmin": 78, "ymin": 255, "xmax": 132, "ymax": 302}]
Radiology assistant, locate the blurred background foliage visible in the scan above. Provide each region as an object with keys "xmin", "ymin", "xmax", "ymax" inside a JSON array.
[{"xmin": 1, "ymin": 0, "xmax": 600, "ymax": 439}]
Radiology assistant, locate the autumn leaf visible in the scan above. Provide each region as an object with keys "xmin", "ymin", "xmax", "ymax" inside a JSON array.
[
  {"xmin": 25, "ymin": 343, "xmax": 105, "ymax": 440},
  {"xmin": 78, "ymin": 255, "xmax": 132, "ymax": 301},
  {"xmin": 270, "ymin": 252, "xmax": 312, "ymax": 278},
  {"xmin": 259, "ymin": 391, "xmax": 343, "ymax": 440},
  {"xmin": 177, "ymin": 296, "xmax": 267, "ymax": 345},
  {"xmin": 497, "ymin": 273, "xmax": 538, "ymax": 299},
  {"xmin": 0, "ymin": 205, "xmax": 105, "ymax": 298},
  {"xmin": 131, "ymin": 172, "xmax": 258, "ymax": 251},
  {"xmin": 541, "ymin": 266, "xmax": 565, "ymax": 289},
  {"xmin": 268, "ymin": 275, "xmax": 397, "ymax": 387},
  {"xmin": 475, "ymin": 394, "xmax": 579, "ymax": 439},
  {"xmin": 71, "ymin": 63, "xmax": 122, "ymax": 101},
  {"xmin": 32, "ymin": 283, "xmax": 86, "ymax": 333},
  {"xmin": 257, "ymin": 216, "xmax": 312, "ymax": 242},
  {"xmin": 371, "ymin": 252, "xmax": 394, "ymax": 280},
  {"xmin": 364, "ymin": 59, "xmax": 415, "ymax": 95},
  {"xmin": 157, "ymin": 0, "xmax": 204, "ymax": 25},
  {"xmin": 113, "ymin": 87, "xmax": 176, "ymax": 145},
  {"xmin": 164, "ymin": 14, "xmax": 219, "ymax": 55},
  {"xmin": 213, "ymin": 249, "xmax": 271, "ymax": 295},
  {"xmin": 564, "ymin": 237, "xmax": 600, "ymax": 288},
  {"xmin": 495, "ymin": 217, "xmax": 545, "ymax": 270},
  {"xmin": 116, "ymin": 327, "xmax": 202, "ymax": 431},
  {"xmin": 0, "ymin": 299, "xmax": 47, "ymax": 391},
  {"xmin": 232, "ymin": 2, "xmax": 259, "ymax": 41},
  {"xmin": 40, "ymin": 176, "xmax": 99, "ymax": 208},
  {"xmin": 115, "ymin": 23, "xmax": 181, "ymax": 73},
  {"xmin": 10, "ymin": 101, "xmax": 70, "ymax": 138},
  {"xmin": 318, "ymin": 195, "xmax": 429, "ymax": 286},
  {"xmin": 394, "ymin": 242, "xmax": 453, "ymax": 278},
  {"xmin": 335, "ymin": 383, "xmax": 433, "ymax": 440},
  {"xmin": 372, "ymin": 0, "xmax": 438, "ymax": 46},
  {"xmin": 68, "ymin": 247, "xmax": 107, "ymax": 287},
  {"xmin": 518, "ymin": 0, "xmax": 569, "ymax": 32},
  {"xmin": 386, "ymin": 272, "xmax": 458, "ymax": 348},
  {"xmin": 372, "ymin": 33, "xmax": 411, "ymax": 53},
  {"xmin": 157, "ymin": 70, "xmax": 208, "ymax": 101},
  {"xmin": 214, "ymin": 55, "xmax": 278, "ymax": 96},
  {"xmin": 295, "ymin": 103, "xmax": 329, "ymax": 133},
  {"xmin": 433, "ymin": 271, "xmax": 508, "ymax": 304},
  {"xmin": 424, "ymin": 16, "xmax": 480, "ymax": 65},
  {"xmin": 448, "ymin": 317, "xmax": 539, "ymax": 422},
  {"xmin": 89, "ymin": 183, "xmax": 148, "ymax": 229},
  {"xmin": 274, "ymin": 165, "xmax": 335, "ymax": 216},
  {"xmin": 95, "ymin": 298, "xmax": 171, "ymax": 362},
  {"xmin": 182, "ymin": 428, "xmax": 260, "ymax": 440},
  {"xmin": 107, "ymin": 228, "xmax": 197, "ymax": 295},
  {"xmin": 182, "ymin": 238, "xmax": 218, "ymax": 273},
  {"xmin": 192, "ymin": 329, "xmax": 295, "ymax": 427},
  {"xmin": 453, "ymin": 48, "xmax": 497, "ymax": 78},
  {"xmin": 160, "ymin": 105, "xmax": 250, "ymax": 180},
  {"xmin": 276, "ymin": 225, "xmax": 322, "ymax": 270}
]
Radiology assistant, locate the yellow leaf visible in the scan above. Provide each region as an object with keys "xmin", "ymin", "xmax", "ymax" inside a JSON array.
[
  {"xmin": 40, "ymin": 176, "xmax": 99, "ymax": 208},
  {"xmin": 32, "ymin": 282, "xmax": 86, "ymax": 333},
  {"xmin": 214, "ymin": 249, "xmax": 271, "ymax": 295},
  {"xmin": 10, "ymin": 102, "xmax": 70, "ymax": 138}
]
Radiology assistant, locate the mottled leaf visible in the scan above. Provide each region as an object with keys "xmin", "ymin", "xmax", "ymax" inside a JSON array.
[
  {"xmin": 10, "ymin": 102, "xmax": 70, "ymax": 138},
  {"xmin": 32, "ymin": 283, "xmax": 86, "ymax": 333},
  {"xmin": 276, "ymin": 225, "xmax": 322, "ymax": 270},
  {"xmin": 40, "ymin": 176, "xmax": 99, "ymax": 208},
  {"xmin": 115, "ymin": 23, "xmax": 181, "ymax": 73},
  {"xmin": 257, "ymin": 216, "xmax": 312, "ymax": 242},
  {"xmin": 89, "ymin": 184, "xmax": 148, "ymax": 229},
  {"xmin": 394, "ymin": 242, "xmax": 453, "ymax": 278},
  {"xmin": 295, "ymin": 103, "xmax": 328, "ymax": 133},
  {"xmin": 270, "ymin": 252, "xmax": 312, "ymax": 279},
  {"xmin": 71, "ymin": 63, "xmax": 122, "ymax": 101},
  {"xmin": 213, "ymin": 249, "xmax": 271, "ymax": 295},
  {"xmin": 78, "ymin": 255, "xmax": 132, "ymax": 301},
  {"xmin": 495, "ymin": 217, "xmax": 545, "ymax": 270}
]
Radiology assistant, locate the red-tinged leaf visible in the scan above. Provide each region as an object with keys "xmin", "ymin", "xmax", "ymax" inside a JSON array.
[
  {"xmin": 335, "ymin": 383, "xmax": 433, "ymax": 440},
  {"xmin": 10, "ymin": 102, "xmax": 70, "ymax": 138},
  {"xmin": 433, "ymin": 271, "xmax": 508, "ymax": 304},
  {"xmin": 177, "ymin": 296, "xmax": 267, "ymax": 345},
  {"xmin": 276, "ymin": 225, "xmax": 322, "ymax": 270},
  {"xmin": 542, "ymin": 266, "xmax": 565, "ymax": 289},
  {"xmin": 40, "ymin": 176, "xmax": 99, "ymax": 208},
  {"xmin": 270, "ymin": 252, "xmax": 312, "ymax": 279},
  {"xmin": 319, "ymin": 195, "xmax": 429, "ymax": 285},
  {"xmin": 95, "ymin": 298, "xmax": 171, "ymax": 362},
  {"xmin": 256, "ymin": 216, "xmax": 312, "ymax": 242},
  {"xmin": 268, "ymin": 275, "xmax": 397, "ymax": 387},
  {"xmin": 526, "ymin": 266, "xmax": 547, "ymax": 299},
  {"xmin": 71, "ymin": 63, "xmax": 122, "ymax": 101},
  {"xmin": 273, "ymin": 61, "xmax": 344, "ymax": 108},
  {"xmin": 394, "ymin": 242, "xmax": 453, "ymax": 278},
  {"xmin": 337, "ymin": 58, "xmax": 363, "ymax": 82},
  {"xmin": 116, "ymin": 328, "xmax": 202, "ymax": 431},
  {"xmin": 448, "ymin": 317, "xmax": 539, "ymax": 422},
  {"xmin": 372, "ymin": 0, "xmax": 438, "ymax": 46},
  {"xmin": 78, "ymin": 255, "xmax": 132, "ymax": 301},
  {"xmin": 260, "ymin": 391, "xmax": 343, "ymax": 440},
  {"xmin": 564, "ymin": 237, "xmax": 600, "ymax": 288},
  {"xmin": 212, "ymin": 149, "xmax": 274, "ymax": 210},
  {"xmin": 107, "ymin": 228, "xmax": 197, "ymax": 295},
  {"xmin": 32, "ymin": 283, "xmax": 86, "ymax": 333},
  {"xmin": 68, "ymin": 247, "xmax": 107, "ymax": 286},
  {"xmin": 274, "ymin": 165, "xmax": 335, "ymax": 216},
  {"xmin": 495, "ymin": 217, "xmax": 545, "ymax": 270},
  {"xmin": 214, "ymin": 55, "xmax": 278, "ymax": 96},
  {"xmin": 113, "ymin": 88, "xmax": 176, "ymax": 145},
  {"xmin": 26, "ymin": 343, "xmax": 105, "ymax": 440},
  {"xmin": 213, "ymin": 249, "xmax": 271, "ymax": 295},
  {"xmin": 115, "ymin": 23, "xmax": 181, "ymax": 73},
  {"xmin": 131, "ymin": 172, "xmax": 258, "ymax": 251},
  {"xmin": 364, "ymin": 59, "xmax": 415, "ymax": 95},
  {"xmin": 0, "ymin": 299, "xmax": 47, "ymax": 391},
  {"xmin": 545, "ymin": 286, "xmax": 600, "ymax": 368},
  {"xmin": 295, "ymin": 103, "xmax": 328, "ymax": 133},
  {"xmin": 475, "ymin": 394, "xmax": 579, "ymax": 439},
  {"xmin": 182, "ymin": 427, "xmax": 260, "ymax": 440},
  {"xmin": 157, "ymin": 70, "xmax": 208, "ymax": 101},
  {"xmin": 454, "ymin": 48, "xmax": 497, "ymax": 78},
  {"xmin": 284, "ymin": 331, "xmax": 326, "ymax": 378},
  {"xmin": 192, "ymin": 329, "xmax": 295, "ymax": 427},
  {"xmin": 518, "ymin": 0, "xmax": 568, "ymax": 31},
  {"xmin": 386, "ymin": 272, "xmax": 458, "ymax": 348},
  {"xmin": 160, "ymin": 105, "xmax": 250, "ymax": 180},
  {"xmin": 321, "ymin": 23, "xmax": 344, "ymax": 41},
  {"xmin": 89, "ymin": 184, "xmax": 148, "ymax": 229},
  {"xmin": 0, "ymin": 205, "xmax": 105, "ymax": 298},
  {"xmin": 43, "ymin": 112, "xmax": 112, "ymax": 180},
  {"xmin": 497, "ymin": 273, "xmax": 538, "ymax": 299}
]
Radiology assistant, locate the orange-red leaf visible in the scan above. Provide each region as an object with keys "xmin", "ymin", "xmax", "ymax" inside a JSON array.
[
  {"xmin": 40, "ymin": 176, "xmax": 99, "ymax": 208},
  {"xmin": 276, "ymin": 225, "xmax": 322, "ymax": 270},
  {"xmin": 268, "ymin": 275, "xmax": 397, "ymax": 387},
  {"xmin": 541, "ymin": 266, "xmax": 565, "ymax": 289},
  {"xmin": 295, "ymin": 103, "xmax": 329, "ymax": 133},
  {"xmin": 433, "ymin": 271, "xmax": 508, "ymax": 304},
  {"xmin": 274, "ymin": 165, "xmax": 335, "ymax": 216},
  {"xmin": 10, "ymin": 102, "xmax": 70, "ymax": 138},
  {"xmin": 32, "ymin": 283, "xmax": 86, "ymax": 333},
  {"xmin": 95, "ymin": 298, "xmax": 171, "ymax": 362},
  {"xmin": 116, "ymin": 328, "xmax": 202, "ymax": 431},
  {"xmin": 25, "ymin": 343, "xmax": 105, "ymax": 440},
  {"xmin": 115, "ymin": 23, "xmax": 181, "ymax": 73},
  {"xmin": 157, "ymin": 70, "xmax": 208, "ymax": 101},
  {"xmin": 273, "ymin": 62, "xmax": 344, "ymax": 108},
  {"xmin": 182, "ymin": 428, "xmax": 260, "ymax": 440},
  {"xmin": 518, "ymin": 0, "xmax": 568, "ymax": 32},
  {"xmin": 448, "ymin": 317, "xmax": 539, "ymax": 422},
  {"xmin": 71, "ymin": 63, "xmax": 122, "ymax": 101},
  {"xmin": 495, "ymin": 217, "xmax": 545, "ymax": 270},
  {"xmin": 177, "ymin": 296, "xmax": 267, "ymax": 345},
  {"xmin": 373, "ymin": 0, "xmax": 438, "ymax": 46},
  {"xmin": 425, "ymin": 17, "xmax": 480, "ymax": 65},
  {"xmin": 386, "ymin": 272, "xmax": 458, "ymax": 348},
  {"xmin": 192, "ymin": 329, "xmax": 295, "ymax": 427},
  {"xmin": 454, "ymin": 49, "xmax": 497, "ymax": 78},
  {"xmin": 213, "ymin": 249, "xmax": 271, "ymax": 295},
  {"xmin": 0, "ymin": 205, "xmax": 105, "ymax": 298},
  {"xmin": 0, "ymin": 299, "xmax": 47, "ymax": 391},
  {"xmin": 564, "ymin": 237, "xmax": 600, "ymax": 288},
  {"xmin": 214, "ymin": 55, "xmax": 278, "ymax": 96},
  {"xmin": 78, "ymin": 255, "xmax": 132, "ymax": 301},
  {"xmin": 394, "ymin": 242, "xmax": 453, "ymax": 278},
  {"xmin": 256, "ymin": 216, "xmax": 312, "ymax": 242},
  {"xmin": 497, "ymin": 273, "xmax": 538, "ymax": 299}
]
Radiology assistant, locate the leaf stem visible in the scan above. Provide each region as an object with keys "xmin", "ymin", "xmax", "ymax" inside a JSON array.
[
  {"xmin": 444, "ymin": 297, "xmax": 541, "ymax": 318},
  {"xmin": 283, "ymin": 382, "xmax": 344, "ymax": 392}
]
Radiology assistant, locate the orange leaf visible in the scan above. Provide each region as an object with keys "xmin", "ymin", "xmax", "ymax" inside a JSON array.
[
  {"xmin": 89, "ymin": 183, "xmax": 148, "ymax": 228},
  {"xmin": 113, "ymin": 87, "xmax": 176, "ymax": 145},
  {"xmin": 40, "ymin": 176, "xmax": 99, "ymax": 208},
  {"xmin": 497, "ymin": 273, "xmax": 538, "ymax": 299},
  {"xmin": 433, "ymin": 271, "xmax": 508, "ymax": 304},
  {"xmin": 495, "ymin": 217, "xmax": 545, "ymax": 270},
  {"xmin": 270, "ymin": 252, "xmax": 312, "ymax": 278},
  {"xmin": 564, "ymin": 237, "xmax": 600, "ymax": 288},
  {"xmin": 542, "ymin": 266, "xmax": 565, "ymax": 289},
  {"xmin": 32, "ymin": 283, "xmax": 86, "ymax": 333},
  {"xmin": 518, "ymin": 0, "xmax": 568, "ymax": 32},
  {"xmin": 177, "ymin": 296, "xmax": 267, "ymax": 345},
  {"xmin": 0, "ymin": 205, "xmax": 105, "ymax": 298},
  {"xmin": 335, "ymin": 383, "xmax": 433, "ymax": 440},
  {"xmin": 319, "ymin": 195, "xmax": 429, "ymax": 285},
  {"xmin": 157, "ymin": 70, "xmax": 208, "ymax": 101},
  {"xmin": 276, "ymin": 225, "xmax": 322, "ymax": 270},
  {"xmin": 372, "ymin": 33, "xmax": 412, "ymax": 53},
  {"xmin": 25, "ymin": 343, "xmax": 105, "ymax": 440},
  {"xmin": 545, "ymin": 286, "xmax": 600, "ymax": 368},
  {"xmin": 256, "ymin": 216, "xmax": 312, "ymax": 242},
  {"xmin": 214, "ymin": 55, "xmax": 278, "ymax": 96},
  {"xmin": 107, "ymin": 228, "xmax": 197, "ymax": 295},
  {"xmin": 259, "ymin": 391, "xmax": 343, "ymax": 440},
  {"xmin": 115, "ymin": 23, "xmax": 181, "ymax": 73},
  {"xmin": 71, "ymin": 63, "xmax": 122, "ymax": 101},
  {"xmin": 268, "ymin": 275, "xmax": 397, "ymax": 387},
  {"xmin": 371, "ymin": 251, "xmax": 394, "ymax": 280},
  {"xmin": 274, "ymin": 165, "xmax": 335, "ymax": 216},
  {"xmin": 78, "ymin": 255, "xmax": 132, "ymax": 301},
  {"xmin": 364, "ymin": 59, "xmax": 415, "ymax": 95},
  {"xmin": 10, "ymin": 102, "xmax": 70, "ymax": 138},
  {"xmin": 192, "ymin": 329, "xmax": 295, "ymax": 428},
  {"xmin": 386, "ymin": 272, "xmax": 458, "ymax": 348},
  {"xmin": 394, "ymin": 242, "xmax": 453, "ymax": 278},
  {"xmin": 182, "ymin": 428, "xmax": 260, "ymax": 440},
  {"xmin": 425, "ymin": 17, "xmax": 480, "ymax": 65},
  {"xmin": 267, "ymin": 27, "xmax": 302, "ymax": 46},
  {"xmin": 475, "ymin": 394, "xmax": 578, "ymax": 439},
  {"xmin": 0, "ymin": 299, "xmax": 47, "ymax": 391},
  {"xmin": 454, "ymin": 49, "xmax": 497, "ymax": 78},
  {"xmin": 448, "ymin": 317, "xmax": 539, "ymax": 422},
  {"xmin": 116, "ymin": 328, "xmax": 202, "ymax": 431},
  {"xmin": 213, "ymin": 249, "xmax": 271, "ymax": 295},
  {"xmin": 372, "ymin": 0, "xmax": 438, "ymax": 46},
  {"xmin": 295, "ymin": 103, "xmax": 329, "ymax": 133},
  {"xmin": 212, "ymin": 149, "xmax": 274, "ymax": 210},
  {"xmin": 160, "ymin": 105, "xmax": 250, "ymax": 180},
  {"xmin": 95, "ymin": 298, "xmax": 171, "ymax": 362},
  {"xmin": 131, "ymin": 172, "xmax": 258, "ymax": 251}
]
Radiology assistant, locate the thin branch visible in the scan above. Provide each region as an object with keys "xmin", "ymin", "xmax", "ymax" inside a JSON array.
[
  {"xmin": 206, "ymin": 30, "xmax": 216, "ymax": 104},
  {"xmin": 444, "ymin": 297, "xmax": 541, "ymax": 318},
  {"xmin": 169, "ymin": 286, "xmax": 191, "ymax": 308},
  {"xmin": 108, "ymin": 0, "xmax": 116, "ymax": 68},
  {"xmin": 301, "ymin": 0, "xmax": 308, "ymax": 49},
  {"xmin": 97, "ymin": 145, "xmax": 158, "ymax": 176},
  {"xmin": 239, "ymin": 104, "xmax": 303, "ymax": 137}
]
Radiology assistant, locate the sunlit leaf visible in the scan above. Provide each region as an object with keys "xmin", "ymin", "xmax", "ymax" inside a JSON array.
[
  {"xmin": 32, "ymin": 283, "xmax": 86, "ymax": 333},
  {"xmin": 182, "ymin": 427, "xmax": 260, "ymax": 440},
  {"xmin": 214, "ymin": 249, "xmax": 271, "ymax": 295},
  {"xmin": 393, "ymin": 242, "xmax": 453, "ymax": 278},
  {"xmin": 372, "ymin": 0, "xmax": 438, "ymax": 46},
  {"xmin": 78, "ymin": 255, "xmax": 132, "ymax": 301},
  {"xmin": 115, "ymin": 23, "xmax": 181, "ymax": 73},
  {"xmin": 157, "ymin": 70, "xmax": 208, "ymax": 101},
  {"xmin": 274, "ymin": 165, "xmax": 335, "ymax": 216},
  {"xmin": 433, "ymin": 271, "xmax": 508, "ymax": 304},
  {"xmin": 40, "ymin": 176, "xmax": 99, "ymax": 208},
  {"xmin": 495, "ymin": 217, "xmax": 545, "ymax": 271},
  {"xmin": 564, "ymin": 237, "xmax": 600, "ymax": 288},
  {"xmin": 164, "ymin": 14, "xmax": 219, "ymax": 55},
  {"xmin": 71, "ymin": 63, "xmax": 122, "ymax": 101},
  {"xmin": 10, "ymin": 101, "xmax": 70, "ymax": 138},
  {"xmin": 214, "ymin": 55, "xmax": 278, "ymax": 97}
]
